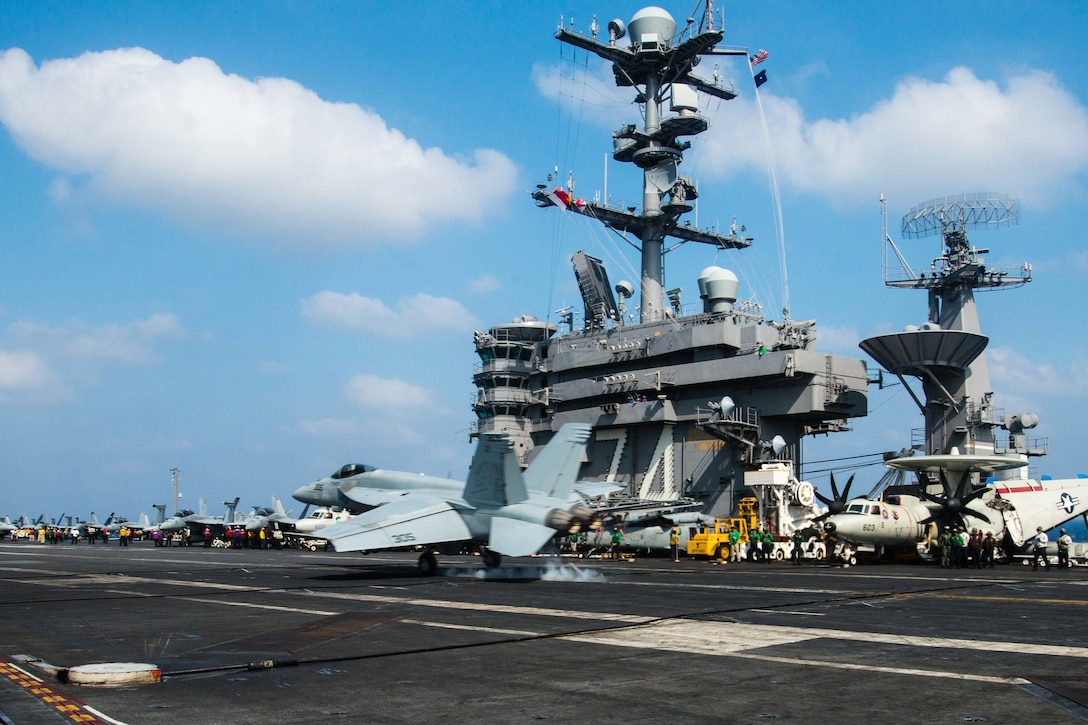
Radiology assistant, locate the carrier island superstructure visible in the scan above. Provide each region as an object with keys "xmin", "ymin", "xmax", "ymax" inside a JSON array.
[{"xmin": 471, "ymin": 5, "xmax": 869, "ymax": 523}]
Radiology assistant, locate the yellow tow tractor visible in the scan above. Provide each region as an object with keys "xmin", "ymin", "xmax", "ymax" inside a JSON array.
[{"xmin": 686, "ymin": 497, "xmax": 759, "ymax": 560}]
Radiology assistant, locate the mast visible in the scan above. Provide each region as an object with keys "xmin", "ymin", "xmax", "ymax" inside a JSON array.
[
  {"xmin": 862, "ymin": 193, "xmax": 1034, "ymax": 456},
  {"xmin": 533, "ymin": 5, "xmax": 751, "ymax": 323}
]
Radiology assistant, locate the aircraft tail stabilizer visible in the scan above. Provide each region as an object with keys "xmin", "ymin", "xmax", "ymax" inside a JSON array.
[
  {"xmin": 523, "ymin": 423, "xmax": 592, "ymax": 499},
  {"xmin": 273, "ymin": 496, "xmax": 289, "ymax": 518},
  {"xmin": 463, "ymin": 433, "xmax": 528, "ymax": 507},
  {"xmin": 224, "ymin": 497, "xmax": 240, "ymax": 523},
  {"xmin": 489, "ymin": 517, "xmax": 557, "ymax": 557}
]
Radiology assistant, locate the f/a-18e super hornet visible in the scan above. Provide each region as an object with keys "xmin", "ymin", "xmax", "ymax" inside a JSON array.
[
  {"xmin": 293, "ymin": 426, "xmax": 616, "ymax": 517},
  {"xmin": 157, "ymin": 497, "xmax": 240, "ymax": 539},
  {"xmin": 238, "ymin": 496, "xmax": 299, "ymax": 532},
  {"xmin": 106, "ymin": 509, "xmax": 162, "ymax": 536},
  {"xmin": 305, "ymin": 423, "xmax": 600, "ymax": 574}
]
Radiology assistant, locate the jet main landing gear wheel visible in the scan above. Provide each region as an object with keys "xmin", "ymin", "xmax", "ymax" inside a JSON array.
[
  {"xmin": 418, "ymin": 551, "xmax": 438, "ymax": 576},
  {"xmin": 481, "ymin": 549, "xmax": 502, "ymax": 569}
]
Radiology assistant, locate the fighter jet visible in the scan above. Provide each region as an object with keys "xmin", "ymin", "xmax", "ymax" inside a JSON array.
[
  {"xmin": 0, "ymin": 516, "xmax": 16, "ymax": 539},
  {"xmin": 821, "ymin": 452, "xmax": 1088, "ymax": 559},
  {"xmin": 106, "ymin": 512, "xmax": 158, "ymax": 536},
  {"xmin": 240, "ymin": 496, "xmax": 298, "ymax": 532},
  {"xmin": 158, "ymin": 498, "xmax": 240, "ymax": 541},
  {"xmin": 294, "ymin": 436, "xmax": 614, "ymax": 515},
  {"xmin": 310, "ymin": 423, "xmax": 599, "ymax": 574}
]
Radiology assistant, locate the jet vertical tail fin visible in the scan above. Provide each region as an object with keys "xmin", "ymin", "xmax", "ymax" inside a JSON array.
[
  {"xmin": 463, "ymin": 433, "xmax": 528, "ymax": 507},
  {"xmin": 273, "ymin": 496, "xmax": 289, "ymax": 518},
  {"xmin": 223, "ymin": 497, "xmax": 240, "ymax": 523},
  {"xmin": 151, "ymin": 504, "xmax": 166, "ymax": 526},
  {"xmin": 137, "ymin": 512, "xmax": 150, "ymax": 528},
  {"xmin": 523, "ymin": 423, "xmax": 593, "ymax": 499}
]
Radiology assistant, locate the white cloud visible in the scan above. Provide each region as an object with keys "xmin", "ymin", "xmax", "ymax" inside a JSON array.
[
  {"xmin": 532, "ymin": 59, "xmax": 631, "ymax": 128},
  {"xmin": 0, "ymin": 348, "xmax": 56, "ymax": 391},
  {"xmin": 300, "ymin": 290, "xmax": 477, "ymax": 338},
  {"xmin": 258, "ymin": 360, "xmax": 291, "ymax": 375},
  {"xmin": 698, "ymin": 67, "xmax": 1088, "ymax": 209},
  {"xmin": 468, "ymin": 273, "xmax": 502, "ymax": 294},
  {"xmin": 10, "ymin": 313, "xmax": 186, "ymax": 364},
  {"xmin": 811, "ymin": 324, "xmax": 862, "ymax": 358},
  {"xmin": 298, "ymin": 374, "xmax": 445, "ymax": 446},
  {"xmin": 988, "ymin": 346, "xmax": 1088, "ymax": 400},
  {"xmin": 0, "ymin": 47, "xmax": 519, "ymax": 247},
  {"xmin": 345, "ymin": 374, "xmax": 435, "ymax": 413},
  {"xmin": 298, "ymin": 417, "xmax": 366, "ymax": 438}
]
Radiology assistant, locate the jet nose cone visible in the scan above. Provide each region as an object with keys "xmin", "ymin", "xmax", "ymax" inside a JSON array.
[
  {"xmin": 823, "ymin": 520, "xmax": 837, "ymax": 534},
  {"xmin": 292, "ymin": 484, "xmax": 314, "ymax": 501}
]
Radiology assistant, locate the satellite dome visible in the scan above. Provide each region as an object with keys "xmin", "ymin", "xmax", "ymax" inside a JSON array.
[
  {"xmin": 698, "ymin": 266, "xmax": 738, "ymax": 313},
  {"xmin": 628, "ymin": 7, "xmax": 675, "ymax": 52}
]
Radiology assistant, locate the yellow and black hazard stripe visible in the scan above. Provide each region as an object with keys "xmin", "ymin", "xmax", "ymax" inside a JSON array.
[{"xmin": 0, "ymin": 659, "xmax": 109, "ymax": 723}]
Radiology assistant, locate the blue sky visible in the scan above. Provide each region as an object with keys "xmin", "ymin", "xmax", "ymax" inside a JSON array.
[{"xmin": 1, "ymin": 1, "xmax": 1086, "ymax": 524}]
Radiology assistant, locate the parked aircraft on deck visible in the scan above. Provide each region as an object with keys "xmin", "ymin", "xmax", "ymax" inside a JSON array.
[
  {"xmin": 239, "ymin": 496, "xmax": 298, "ymax": 532},
  {"xmin": 158, "ymin": 498, "xmax": 240, "ymax": 539},
  {"xmin": 821, "ymin": 452, "xmax": 1088, "ymax": 557}
]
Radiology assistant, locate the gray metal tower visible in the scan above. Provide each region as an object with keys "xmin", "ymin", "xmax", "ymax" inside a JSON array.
[
  {"xmin": 532, "ymin": 5, "xmax": 750, "ymax": 323},
  {"xmin": 860, "ymin": 193, "xmax": 1034, "ymax": 456}
]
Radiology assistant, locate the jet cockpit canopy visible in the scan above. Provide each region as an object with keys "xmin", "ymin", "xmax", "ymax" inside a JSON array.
[{"xmin": 331, "ymin": 463, "xmax": 376, "ymax": 480}]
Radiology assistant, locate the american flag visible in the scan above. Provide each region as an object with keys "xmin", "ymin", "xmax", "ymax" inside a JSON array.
[{"xmin": 750, "ymin": 49, "xmax": 768, "ymax": 68}]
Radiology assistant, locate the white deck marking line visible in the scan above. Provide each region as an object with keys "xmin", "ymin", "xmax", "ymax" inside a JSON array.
[
  {"xmin": 6, "ymin": 575, "xmax": 266, "ymax": 592},
  {"xmin": 749, "ymin": 609, "xmax": 825, "ymax": 616},
  {"xmin": 619, "ymin": 580, "xmax": 848, "ymax": 594},
  {"xmin": 298, "ymin": 590, "xmax": 655, "ymax": 623},
  {"xmin": 564, "ymin": 622, "xmax": 1034, "ymax": 684},
  {"xmin": 82, "ymin": 704, "xmax": 131, "ymax": 725},
  {"xmin": 727, "ymin": 651, "xmax": 1028, "ymax": 685},
  {"xmin": 172, "ymin": 597, "xmax": 338, "ymax": 616},
  {"xmin": 562, "ymin": 620, "xmax": 1088, "ymax": 661},
  {"xmin": 400, "ymin": 619, "xmax": 541, "ymax": 637}
]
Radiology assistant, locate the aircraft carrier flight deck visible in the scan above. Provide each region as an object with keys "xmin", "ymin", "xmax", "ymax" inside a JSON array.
[{"xmin": 0, "ymin": 542, "xmax": 1085, "ymax": 724}]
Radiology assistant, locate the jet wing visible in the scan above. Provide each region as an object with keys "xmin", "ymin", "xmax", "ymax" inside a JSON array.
[
  {"xmin": 317, "ymin": 496, "xmax": 473, "ymax": 554},
  {"xmin": 571, "ymin": 481, "xmax": 622, "ymax": 500},
  {"xmin": 186, "ymin": 516, "xmax": 224, "ymax": 526},
  {"xmin": 339, "ymin": 485, "xmax": 406, "ymax": 509}
]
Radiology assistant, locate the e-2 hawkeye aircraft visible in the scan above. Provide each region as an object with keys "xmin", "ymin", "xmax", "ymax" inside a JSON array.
[
  {"xmin": 301, "ymin": 423, "xmax": 600, "ymax": 574},
  {"xmin": 820, "ymin": 451, "xmax": 1088, "ymax": 559}
]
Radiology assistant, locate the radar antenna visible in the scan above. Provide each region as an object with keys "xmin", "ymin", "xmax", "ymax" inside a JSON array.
[
  {"xmin": 902, "ymin": 192, "xmax": 1018, "ymax": 239},
  {"xmin": 883, "ymin": 192, "xmax": 1032, "ymax": 299}
]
